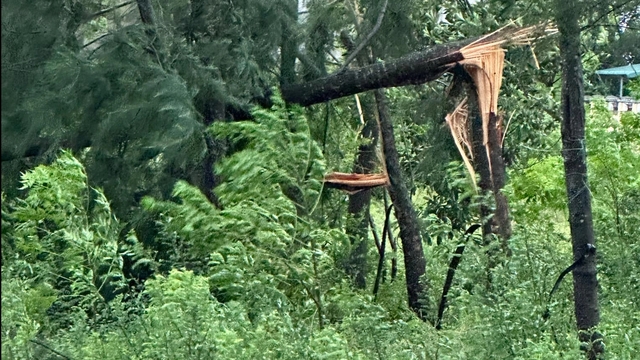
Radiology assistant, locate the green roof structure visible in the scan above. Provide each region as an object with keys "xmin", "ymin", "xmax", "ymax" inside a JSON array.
[
  {"xmin": 595, "ymin": 64, "xmax": 640, "ymax": 78},
  {"xmin": 596, "ymin": 64, "xmax": 640, "ymax": 97}
]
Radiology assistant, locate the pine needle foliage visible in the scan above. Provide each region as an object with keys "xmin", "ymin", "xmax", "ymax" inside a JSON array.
[{"xmin": 2, "ymin": 0, "xmax": 299, "ymax": 218}]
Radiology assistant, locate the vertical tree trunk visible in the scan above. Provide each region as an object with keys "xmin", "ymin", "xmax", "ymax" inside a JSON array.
[
  {"xmin": 453, "ymin": 65, "xmax": 512, "ymax": 247},
  {"xmin": 279, "ymin": 0, "xmax": 298, "ymax": 89},
  {"xmin": 340, "ymin": 30, "xmax": 378, "ymax": 290},
  {"xmin": 345, "ymin": 95, "xmax": 379, "ymax": 289},
  {"xmin": 466, "ymin": 83, "xmax": 500, "ymax": 287},
  {"xmin": 375, "ymin": 89, "xmax": 427, "ymax": 319},
  {"xmin": 466, "ymin": 82, "xmax": 493, "ymax": 241},
  {"xmin": 556, "ymin": 0, "xmax": 603, "ymax": 358},
  {"xmin": 191, "ymin": 95, "xmax": 225, "ymax": 209},
  {"xmin": 486, "ymin": 113, "xmax": 512, "ymax": 251},
  {"xmin": 456, "ymin": 66, "xmax": 511, "ymax": 263},
  {"xmin": 136, "ymin": 0, "xmax": 156, "ymax": 26}
]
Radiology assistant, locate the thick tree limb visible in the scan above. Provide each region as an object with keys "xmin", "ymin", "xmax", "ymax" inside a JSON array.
[
  {"xmin": 281, "ymin": 40, "xmax": 470, "ymax": 106},
  {"xmin": 282, "ymin": 24, "xmax": 550, "ymax": 107}
]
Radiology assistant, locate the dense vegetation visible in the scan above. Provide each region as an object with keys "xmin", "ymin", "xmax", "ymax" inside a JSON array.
[{"xmin": 2, "ymin": 0, "xmax": 639, "ymax": 359}]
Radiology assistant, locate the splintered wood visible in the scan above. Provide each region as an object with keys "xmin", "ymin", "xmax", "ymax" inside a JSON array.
[
  {"xmin": 325, "ymin": 23, "xmax": 554, "ymax": 194},
  {"xmin": 445, "ymin": 98, "xmax": 477, "ymax": 193},
  {"xmin": 455, "ymin": 24, "xmax": 556, "ymax": 140},
  {"xmin": 323, "ymin": 172, "xmax": 390, "ymax": 194},
  {"xmin": 443, "ymin": 23, "xmax": 553, "ymax": 186},
  {"xmin": 459, "ymin": 47, "xmax": 505, "ymax": 147}
]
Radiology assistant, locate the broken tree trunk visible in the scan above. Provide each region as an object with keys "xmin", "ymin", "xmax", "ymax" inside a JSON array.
[
  {"xmin": 487, "ymin": 113, "xmax": 512, "ymax": 249},
  {"xmin": 448, "ymin": 65, "xmax": 512, "ymax": 287},
  {"xmin": 281, "ymin": 25, "xmax": 548, "ymax": 107},
  {"xmin": 281, "ymin": 41, "xmax": 467, "ymax": 106},
  {"xmin": 443, "ymin": 29, "xmax": 529, "ymax": 252}
]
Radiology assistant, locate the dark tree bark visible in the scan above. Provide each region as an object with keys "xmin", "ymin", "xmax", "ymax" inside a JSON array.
[
  {"xmin": 383, "ymin": 191, "xmax": 398, "ymax": 282},
  {"xmin": 373, "ymin": 204, "xmax": 393, "ymax": 298},
  {"xmin": 450, "ymin": 71, "xmax": 509, "ymax": 287},
  {"xmin": 191, "ymin": 91, "xmax": 228, "ymax": 208},
  {"xmin": 136, "ymin": 0, "xmax": 163, "ymax": 64},
  {"xmin": 487, "ymin": 113, "xmax": 512, "ymax": 252},
  {"xmin": 344, "ymin": 97, "xmax": 378, "ymax": 288},
  {"xmin": 136, "ymin": 0, "xmax": 156, "ymax": 25},
  {"xmin": 375, "ymin": 89, "xmax": 427, "ymax": 319},
  {"xmin": 466, "ymin": 83, "xmax": 502, "ymax": 288},
  {"xmin": 279, "ymin": 0, "xmax": 298, "ymax": 89},
  {"xmin": 281, "ymin": 12, "xmax": 529, "ymax": 108},
  {"xmin": 465, "ymin": 81, "xmax": 493, "ymax": 241},
  {"xmin": 556, "ymin": 0, "xmax": 603, "ymax": 358},
  {"xmin": 452, "ymin": 66, "xmax": 511, "ymax": 257},
  {"xmin": 281, "ymin": 41, "xmax": 469, "ymax": 106},
  {"xmin": 340, "ymin": 32, "xmax": 379, "ymax": 289}
]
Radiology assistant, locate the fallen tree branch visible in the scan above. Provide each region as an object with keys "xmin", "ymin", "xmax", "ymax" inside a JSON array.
[
  {"xmin": 281, "ymin": 41, "xmax": 465, "ymax": 106},
  {"xmin": 282, "ymin": 24, "xmax": 552, "ymax": 107}
]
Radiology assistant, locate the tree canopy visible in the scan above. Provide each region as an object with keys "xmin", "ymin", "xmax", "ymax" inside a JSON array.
[{"xmin": 2, "ymin": 0, "xmax": 639, "ymax": 359}]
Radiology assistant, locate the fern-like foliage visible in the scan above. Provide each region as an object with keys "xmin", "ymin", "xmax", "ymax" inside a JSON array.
[
  {"xmin": 142, "ymin": 95, "xmax": 350, "ymax": 324},
  {"xmin": 2, "ymin": 150, "xmax": 149, "ymax": 335},
  {"xmin": 211, "ymin": 94, "xmax": 326, "ymax": 210}
]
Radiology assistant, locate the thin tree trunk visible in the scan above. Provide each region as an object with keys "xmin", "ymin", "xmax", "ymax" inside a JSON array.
[
  {"xmin": 436, "ymin": 224, "xmax": 480, "ymax": 329},
  {"xmin": 340, "ymin": 32, "xmax": 379, "ymax": 289},
  {"xmin": 384, "ymin": 191, "xmax": 398, "ymax": 281},
  {"xmin": 136, "ymin": 0, "xmax": 163, "ymax": 65},
  {"xmin": 375, "ymin": 89, "xmax": 427, "ymax": 319},
  {"xmin": 373, "ymin": 205, "xmax": 393, "ymax": 298},
  {"xmin": 136, "ymin": 0, "xmax": 156, "ymax": 25},
  {"xmin": 556, "ymin": 0, "xmax": 603, "ymax": 358},
  {"xmin": 465, "ymin": 81, "xmax": 493, "ymax": 241},
  {"xmin": 345, "ymin": 100, "xmax": 378, "ymax": 288},
  {"xmin": 487, "ymin": 113, "xmax": 512, "ymax": 253},
  {"xmin": 279, "ymin": 0, "xmax": 298, "ymax": 89}
]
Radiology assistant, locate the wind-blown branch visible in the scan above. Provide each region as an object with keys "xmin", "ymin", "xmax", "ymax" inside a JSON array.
[{"xmin": 339, "ymin": 0, "xmax": 389, "ymax": 72}]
